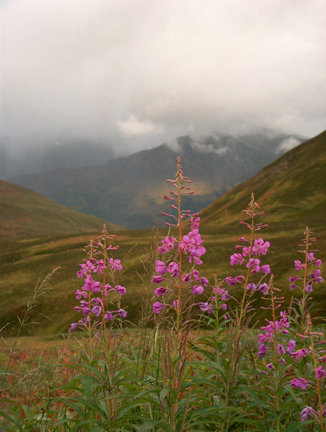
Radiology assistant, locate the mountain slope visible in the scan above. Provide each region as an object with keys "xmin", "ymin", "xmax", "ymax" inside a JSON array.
[
  {"xmin": 11, "ymin": 131, "xmax": 306, "ymax": 229},
  {"xmin": 200, "ymin": 130, "xmax": 326, "ymax": 232},
  {"xmin": 0, "ymin": 180, "xmax": 122, "ymax": 240}
]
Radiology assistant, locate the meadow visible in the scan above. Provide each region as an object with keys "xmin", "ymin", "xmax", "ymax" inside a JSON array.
[{"xmin": 1, "ymin": 147, "xmax": 326, "ymax": 431}]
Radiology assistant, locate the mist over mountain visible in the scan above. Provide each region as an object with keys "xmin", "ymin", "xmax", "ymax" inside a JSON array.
[
  {"xmin": 11, "ymin": 130, "xmax": 307, "ymax": 230},
  {"xmin": 0, "ymin": 133, "xmax": 115, "ymax": 179}
]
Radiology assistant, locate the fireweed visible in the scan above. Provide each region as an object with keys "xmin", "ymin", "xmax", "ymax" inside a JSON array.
[
  {"xmin": 1, "ymin": 159, "xmax": 326, "ymax": 431},
  {"xmin": 72, "ymin": 224, "xmax": 127, "ymax": 342},
  {"xmin": 152, "ymin": 156, "xmax": 207, "ymax": 335}
]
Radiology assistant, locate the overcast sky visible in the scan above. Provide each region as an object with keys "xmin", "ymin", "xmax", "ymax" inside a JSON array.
[{"xmin": 1, "ymin": 0, "xmax": 325, "ymax": 153}]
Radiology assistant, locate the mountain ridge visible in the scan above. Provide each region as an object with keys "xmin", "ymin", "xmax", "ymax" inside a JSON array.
[{"xmin": 10, "ymin": 130, "xmax": 307, "ymax": 229}]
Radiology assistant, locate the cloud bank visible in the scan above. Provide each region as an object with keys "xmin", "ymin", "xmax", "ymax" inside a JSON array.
[{"xmin": 1, "ymin": 0, "xmax": 325, "ymax": 153}]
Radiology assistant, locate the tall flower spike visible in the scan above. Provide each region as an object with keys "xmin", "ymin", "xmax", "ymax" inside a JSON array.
[{"xmin": 153, "ymin": 157, "xmax": 208, "ymax": 333}]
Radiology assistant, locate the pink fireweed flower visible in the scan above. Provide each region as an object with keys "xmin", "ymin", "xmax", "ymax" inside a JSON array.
[
  {"xmin": 230, "ymin": 253, "xmax": 245, "ymax": 266},
  {"xmin": 315, "ymin": 366, "xmax": 326, "ymax": 379},
  {"xmin": 246, "ymin": 258, "xmax": 261, "ymax": 274},
  {"xmin": 316, "ymin": 259, "xmax": 322, "ymax": 267},
  {"xmin": 92, "ymin": 305, "xmax": 102, "ymax": 317},
  {"xmin": 290, "ymin": 377, "xmax": 308, "ymax": 390},
  {"xmin": 182, "ymin": 273, "xmax": 192, "ymax": 283},
  {"xmin": 289, "ymin": 276, "xmax": 300, "ymax": 283},
  {"xmin": 235, "ymin": 275, "xmax": 245, "ymax": 283},
  {"xmin": 287, "ymin": 340, "xmax": 296, "ymax": 353},
  {"xmin": 261, "ymin": 265, "xmax": 271, "ymax": 274},
  {"xmin": 311, "ymin": 269, "xmax": 322, "ymax": 280},
  {"xmin": 198, "ymin": 302, "xmax": 209, "ymax": 312},
  {"xmin": 292, "ymin": 348, "xmax": 311, "ymax": 362},
  {"xmin": 94, "ymin": 259, "xmax": 106, "ymax": 275},
  {"xmin": 294, "ymin": 260, "xmax": 304, "ymax": 271},
  {"xmin": 258, "ymin": 283, "xmax": 269, "ymax": 295},
  {"xmin": 82, "ymin": 274, "xmax": 93, "ymax": 291},
  {"xmin": 257, "ymin": 344, "xmax": 269, "ymax": 357},
  {"xmin": 115, "ymin": 285, "xmax": 127, "ymax": 295},
  {"xmin": 104, "ymin": 311, "xmax": 113, "ymax": 321},
  {"xmin": 301, "ymin": 406, "xmax": 316, "ymax": 422},
  {"xmin": 152, "ymin": 275, "xmax": 165, "ymax": 284},
  {"xmin": 307, "ymin": 252, "xmax": 316, "ymax": 262},
  {"xmin": 153, "ymin": 301, "xmax": 165, "ymax": 314},
  {"xmin": 305, "ymin": 281, "xmax": 313, "ymax": 293},
  {"xmin": 117, "ymin": 309, "xmax": 127, "ymax": 318},
  {"xmin": 258, "ymin": 333, "xmax": 273, "ymax": 343},
  {"xmin": 225, "ymin": 277, "xmax": 237, "ymax": 286},
  {"xmin": 154, "ymin": 287, "xmax": 167, "ymax": 296},
  {"xmin": 252, "ymin": 238, "xmax": 270, "ymax": 256},
  {"xmin": 242, "ymin": 246, "xmax": 251, "ymax": 257},
  {"xmin": 155, "ymin": 260, "xmax": 167, "ymax": 275},
  {"xmin": 173, "ymin": 300, "xmax": 182, "ymax": 309},
  {"xmin": 200, "ymin": 277, "xmax": 209, "ymax": 287},
  {"xmin": 192, "ymin": 270, "xmax": 199, "ymax": 280},
  {"xmin": 91, "ymin": 281, "xmax": 101, "ymax": 293},
  {"xmin": 220, "ymin": 303, "xmax": 227, "ymax": 311},
  {"xmin": 157, "ymin": 236, "xmax": 176, "ymax": 254},
  {"xmin": 109, "ymin": 258, "xmax": 123, "ymax": 271},
  {"xmin": 277, "ymin": 343, "xmax": 286, "ymax": 354},
  {"xmin": 167, "ymin": 261, "xmax": 180, "ymax": 277},
  {"xmin": 191, "ymin": 285, "xmax": 204, "ymax": 295},
  {"xmin": 247, "ymin": 283, "xmax": 257, "ymax": 291},
  {"xmin": 76, "ymin": 289, "xmax": 88, "ymax": 300}
]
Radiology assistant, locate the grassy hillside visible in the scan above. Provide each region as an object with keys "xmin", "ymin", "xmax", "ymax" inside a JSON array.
[
  {"xmin": 0, "ymin": 132, "xmax": 325, "ymax": 336},
  {"xmin": 200, "ymin": 130, "xmax": 326, "ymax": 232},
  {"xmin": 0, "ymin": 180, "xmax": 122, "ymax": 240}
]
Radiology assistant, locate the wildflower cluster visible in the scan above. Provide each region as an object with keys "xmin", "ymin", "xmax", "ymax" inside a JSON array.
[
  {"xmin": 289, "ymin": 228, "xmax": 323, "ymax": 293},
  {"xmin": 257, "ymin": 310, "xmax": 295, "ymax": 360},
  {"xmin": 152, "ymin": 157, "xmax": 208, "ymax": 318},
  {"xmin": 71, "ymin": 226, "xmax": 127, "ymax": 331},
  {"xmin": 226, "ymin": 197, "xmax": 271, "ymax": 302}
]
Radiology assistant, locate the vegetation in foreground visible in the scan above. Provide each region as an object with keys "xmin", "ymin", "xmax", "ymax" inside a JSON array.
[{"xmin": 1, "ymin": 156, "xmax": 325, "ymax": 431}]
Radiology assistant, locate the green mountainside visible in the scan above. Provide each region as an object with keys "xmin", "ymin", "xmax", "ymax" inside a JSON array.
[
  {"xmin": 200, "ymin": 130, "xmax": 326, "ymax": 232},
  {"xmin": 0, "ymin": 180, "xmax": 122, "ymax": 240},
  {"xmin": 11, "ymin": 131, "xmax": 306, "ymax": 229}
]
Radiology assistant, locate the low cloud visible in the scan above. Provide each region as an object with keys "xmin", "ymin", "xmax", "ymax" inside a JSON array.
[
  {"xmin": 117, "ymin": 115, "xmax": 164, "ymax": 137},
  {"xmin": 275, "ymin": 137, "xmax": 301, "ymax": 153}
]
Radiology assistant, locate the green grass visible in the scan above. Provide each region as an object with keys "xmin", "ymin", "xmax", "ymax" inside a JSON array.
[
  {"xmin": 1, "ymin": 131, "xmax": 325, "ymax": 336},
  {"xmin": 0, "ymin": 180, "xmax": 122, "ymax": 240}
]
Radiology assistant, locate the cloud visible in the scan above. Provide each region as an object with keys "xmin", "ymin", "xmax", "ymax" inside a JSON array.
[
  {"xmin": 1, "ymin": 0, "xmax": 325, "ymax": 151},
  {"xmin": 275, "ymin": 137, "xmax": 301, "ymax": 153},
  {"xmin": 117, "ymin": 115, "xmax": 164, "ymax": 137}
]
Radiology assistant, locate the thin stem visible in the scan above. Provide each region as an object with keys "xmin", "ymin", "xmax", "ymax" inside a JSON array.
[{"xmin": 308, "ymin": 318, "xmax": 324, "ymax": 432}]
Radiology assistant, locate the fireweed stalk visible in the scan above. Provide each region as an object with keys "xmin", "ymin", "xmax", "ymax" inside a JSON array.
[
  {"xmin": 152, "ymin": 157, "xmax": 208, "ymax": 427},
  {"xmin": 257, "ymin": 276, "xmax": 295, "ymax": 431},
  {"xmin": 287, "ymin": 313, "xmax": 326, "ymax": 428},
  {"xmin": 72, "ymin": 225, "xmax": 128, "ymax": 344},
  {"xmin": 222, "ymin": 195, "xmax": 271, "ymax": 431},
  {"xmin": 152, "ymin": 156, "xmax": 207, "ymax": 337},
  {"xmin": 289, "ymin": 227, "xmax": 323, "ymax": 332}
]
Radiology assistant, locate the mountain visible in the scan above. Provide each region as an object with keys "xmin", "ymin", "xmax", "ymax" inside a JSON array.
[
  {"xmin": 200, "ymin": 130, "xmax": 326, "ymax": 232},
  {"xmin": 0, "ymin": 180, "xmax": 122, "ymax": 240},
  {"xmin": 10, "ymin": 130, "xmax": 307, "ymax": 230}
]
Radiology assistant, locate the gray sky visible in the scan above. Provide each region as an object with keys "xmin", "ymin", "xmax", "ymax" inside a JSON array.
[{"xmin": 1, "ymin": 0, "xmax": 325, "ymax": 153}]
